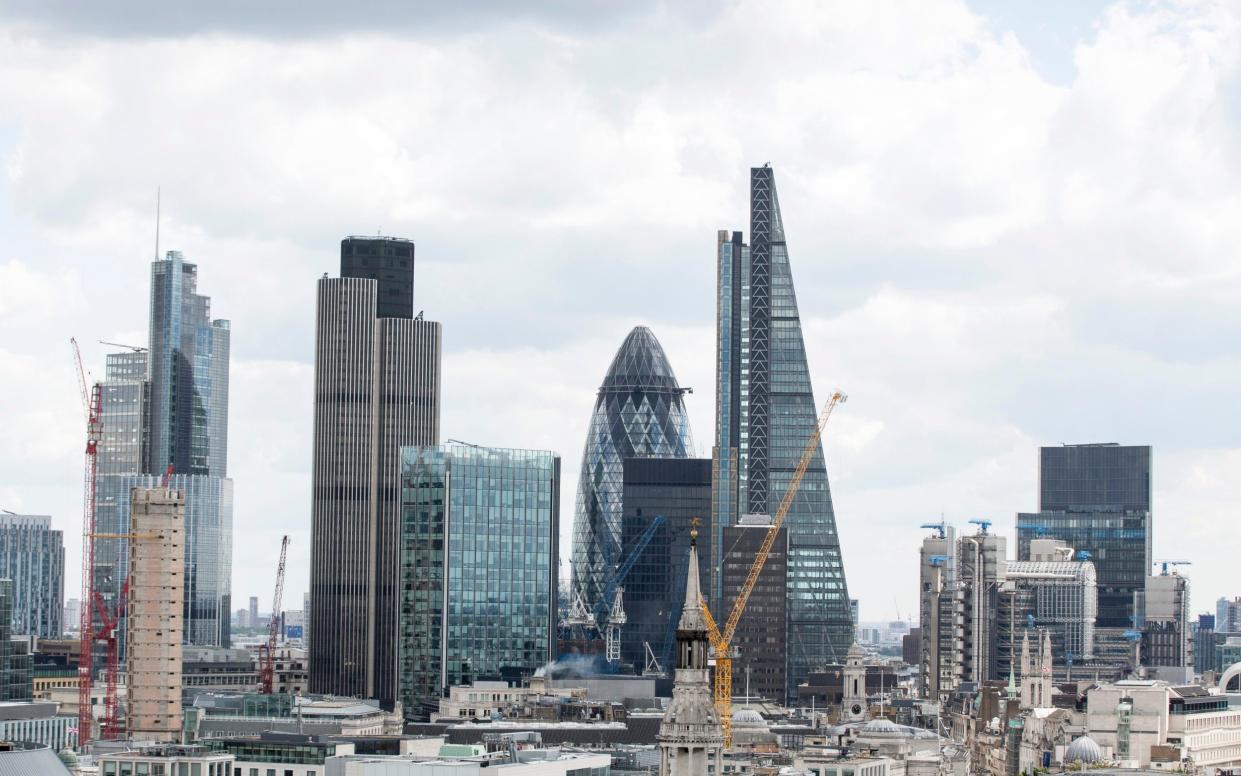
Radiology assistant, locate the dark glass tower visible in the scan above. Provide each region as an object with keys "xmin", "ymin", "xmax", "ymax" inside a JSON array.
[
  {"xmin": 619, "ymin": 457, "xmax": 712, "ymax": 674},
  {"xmin": 340, "ymin": 236, "xmax": 415, "ymax": 319},
  {"xmin": 1017, "ymin": 443, "xmax": 1152, "ymax": 628},
  {"xmin": 713, "ymin": 166, "xmax": 853, "ymax": 700},
  {"xmin": 570, "ymin": 327, "xmax": 695, "ymax": 626},
  {"xmin": 310, "ymin": 236, "xmax": 441, "ymax": 707}
]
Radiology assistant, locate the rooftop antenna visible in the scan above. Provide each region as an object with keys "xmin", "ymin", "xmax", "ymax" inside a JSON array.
[{"xmin": 155, "ymin": 186, "xmax": 161, "ymax": 260}]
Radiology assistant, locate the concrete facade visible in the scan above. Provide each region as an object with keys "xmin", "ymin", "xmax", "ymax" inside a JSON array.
[{"xmin": 126, "ymin": 486, "xmax": 186, "ymax": 741}]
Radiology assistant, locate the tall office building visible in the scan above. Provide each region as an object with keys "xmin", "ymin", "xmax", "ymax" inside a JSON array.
[
  {"xmin": 722, "ymin": 517, "xmax": 788, "ymax": 702},
  {"xmin": 0, "ymin": 514, "xmax": 64, "ymax": 638},
  {"xmin": 713, "ymin": 166, "xmax": 853, "ymax": 698},
  {"xmin": 93, "ymin": 251, "xmax": 233, "ymax": 652},
  {"xmin": 996, "ymin": 544, "xmax": 1098, "ymax": 680},
  {"xmin": 918, "ymin": 526, "xmax": 957, "ymax": 701},
  {"xmin": 310, "ymin": 236, "xmax": 441, "ymax": 707},
  {"xmin": 1017, "ymin": 444, "xmax": 1151, "ymax": 628},
  {"xmin": 619, "ymin": 457, "xmax": 712, "ymax": 675},
  {"xmin": 570, "ymin": 326, "xmax": 694, "ymax": 626},
  {"xmin": 398, "ymin": 444, "xmax": 558, "ymax": 718},
  {"xmin": 125, "ymin": 487, "xmax": 185, "ymax": 742},
  {"xmin": 1195, "ymin": 614, "xmax": 1217, "ymax": 675},
  {"xmin": 248, "ymin": 597, "xmax": 258, "ymax": 629},
  {"xmin": 956, "ymin": 528, "xmax": 1007, "ymax": 684}
]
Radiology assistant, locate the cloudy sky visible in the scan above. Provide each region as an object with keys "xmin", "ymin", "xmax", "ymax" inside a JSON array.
[{"xmin": 1, "ymin": 0, "xmax": 1239, "ymax": 625}]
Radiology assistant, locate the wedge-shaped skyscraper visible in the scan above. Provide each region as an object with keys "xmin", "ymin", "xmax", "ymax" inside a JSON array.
[
  {"xmin": 571, "ymin": 326, "xmax": 694, "ymax": 622},
  {"xmin": 713, "ymin": 166, "xmax": 852, "ymax": 700}
]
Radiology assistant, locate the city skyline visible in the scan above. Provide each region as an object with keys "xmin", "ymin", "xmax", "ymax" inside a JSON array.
[{"xmin": 3, "ymin": 0, "xmax": 1241, "ymax": 627}]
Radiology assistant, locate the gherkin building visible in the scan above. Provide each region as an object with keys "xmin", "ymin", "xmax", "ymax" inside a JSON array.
[{"xmin": 570, "ymin": 326, "xmax": 694, "ymax": 621}]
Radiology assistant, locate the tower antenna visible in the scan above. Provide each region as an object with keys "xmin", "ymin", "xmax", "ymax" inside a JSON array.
[{"xmin": 155, "ymin": 186, "xmax": 161, "ymax": 260}]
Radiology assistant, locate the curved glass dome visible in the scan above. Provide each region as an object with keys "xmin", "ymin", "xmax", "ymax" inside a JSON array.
[{"xmin": 570, "ymin": 326, "xmax": 694, "ymax": 618}]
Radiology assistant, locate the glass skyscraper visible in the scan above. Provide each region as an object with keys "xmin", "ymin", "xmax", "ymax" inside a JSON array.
[
  {"xmin": 398, "ymin": 444, "xmax": 558, "ymax": 718},
  {"xmin": 1017, "ymin": 443, "xmax": 1152, "ymax": 628},
  {"xmin": 713, "ymin": 166, "xmax": 853, "ymax": 700},
  {"xmin": 0, "ymin": 514, "xmax": 64, "ymax": 638},
  {"xmin": 94, "ymin": 251, "xmax": 234, "ymax": 652},
  {"xmin": 570, "ymin": 326, "xmax": 695, "ymax": 625}
]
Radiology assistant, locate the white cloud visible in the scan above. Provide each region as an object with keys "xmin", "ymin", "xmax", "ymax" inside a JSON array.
[{"xmin": 0, "ymin": 0, "xmax": 1239, "ymax": 622}]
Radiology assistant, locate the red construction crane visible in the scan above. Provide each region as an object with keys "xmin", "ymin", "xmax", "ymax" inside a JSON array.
[
  {"xmin": 260, "ymin": 536, "xmax": 290, "ymax": 694},
  {"xmin": 90, "ymin": 580, "xmax": 129, "ymax": 739},
  {"xmin": 71, "ymin": 338, "xmax": 103, "ymax": 745}
]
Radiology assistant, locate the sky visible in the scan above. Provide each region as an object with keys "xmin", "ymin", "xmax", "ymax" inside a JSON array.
[{"xmin": 1, "ymin": 0, "xmax": 1239, "ymax": 625}]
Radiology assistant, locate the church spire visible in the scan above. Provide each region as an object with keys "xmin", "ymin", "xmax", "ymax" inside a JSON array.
[{"xmin": 658, "ymin": 525, "xmax": 724, "ymax": 776}]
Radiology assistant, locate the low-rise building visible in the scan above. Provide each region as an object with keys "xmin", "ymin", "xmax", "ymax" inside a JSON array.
[
  {"xmin": 1086, "ymin": 680, "xmax": 1241, "ymax": 770},
  {"xmin": 0, "ymin": 740, "xmax": 71, "ymax": 775},
  {"xmin": 204, "ymin": 732, "xmax": 356, "ymax": 776},
  {"xmin": 0, "ymin": 700, "xmax": 76, "ymax": 751},
  {"xmin": 189, "ymin": 693, "xmax": 404, "ymax": 739},
  {"xmin": 325, "ymin": 748, "xmax": 610, "ymax": 776},
  {"xmin": 98, "ymin": 744, "xmax": 234, "ymax": 775}
]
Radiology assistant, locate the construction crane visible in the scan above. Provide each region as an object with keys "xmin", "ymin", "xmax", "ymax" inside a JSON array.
[
  {"xmin": 968, "ymin": 518, "xmax": 992, "ymax": 534},
  {"xmin": 71, "ymin": 337, "xmax": 104, "ymax": 745},
  {"xmin": 599, "ymin": 514, "xmax": 666, "ymax": 665},
  {"xmin": 919, "ymin": 520, "xmax": 947, "ymax": 538},
  {"xmin": 1154, "ymin": 559, "xmax": 1191, "ymax": 576},
  {"xmin": 89, "ymin": 580, "xmax": 129, "ymax": 739},
  {"xmin": 260, "ymin": 536, "xmax": 290, "ymax": 694},
  {"xmin": 701, "ymin": 391, "xmax": 847, "ymax": 747}
]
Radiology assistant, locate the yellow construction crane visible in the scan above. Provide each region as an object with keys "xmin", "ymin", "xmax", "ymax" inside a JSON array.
[{"xmin": 701, "ymin": 391, "xmax": 847, "ymax": 747}]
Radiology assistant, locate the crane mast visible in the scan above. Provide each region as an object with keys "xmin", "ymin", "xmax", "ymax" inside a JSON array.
[
  {"xmin": 702, "ymin": 391, "xmax": 846, "ymax": 747},
  {"xmin": 71, "ymin": 338, "xmax": 103, "ymax": 745},
  {"xmin": 260, "ymin": 536, "xmax": 290, "ymax": 694}
]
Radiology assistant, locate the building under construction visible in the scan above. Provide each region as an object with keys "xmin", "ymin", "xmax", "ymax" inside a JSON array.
[{"xmin": 126, "ymin": 486, "xmax": 185, "ymax": 742}]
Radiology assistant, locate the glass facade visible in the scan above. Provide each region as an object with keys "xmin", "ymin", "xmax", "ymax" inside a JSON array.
[
  {"xmin": 570, "ymin": 327, "xmax": 694, "ymax": 623},
  {"xmin": 0, "ymin": 580, "xmax": 32, "ymax": 700},
  {"xmin": 1018, "ymin": 442, "xmax": 1152, "ymax": 629},
  {"xmin": 619, "ymin": 457, "xmax": 712, "ymax": 674},
  {"xmin": 91, "ymin": 251, "xmax": 233, "ymax": 652},
  {"xmin": 399, "ymin": 444, "xmax": 559, "ymax": 718},
  {"xmin": 341, "ymin": 235, "xmax": 416, "ymax": 319},
  {"xmin": 0, "ymin": 514, "xmax": 64, "ymax": 638},
  {"xmin": 714, "ymin": 166, "xmax": 853, "ymax": 700}
]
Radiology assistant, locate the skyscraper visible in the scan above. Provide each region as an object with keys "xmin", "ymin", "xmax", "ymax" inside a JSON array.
[
  {"xmin": 398, "ymin": 444, "xmax": 558, "ymax": 718},
  {"xmin": 0, "ymin": 514, "xmax": 64, "ymax": 638},
  {"xmin": 722, "ymin": 517, "xmax": 788, "ymax": 702},
  {"xmin": 618, "ymin": 457, "xmax": 712, "ymax": 674},
  {"xmin": 94, "ymin": 251, "xmax": 233, "ymax": 651},
  {"xmin": 570, "ymin": 326, "xmax": 694, "ymax": 625},
  {"xmin": 310, "ymin": 236, "xmax": 441, "ymax": 707},
  {"xmin": 714, "ymin": 166, "xmax": 853, "ymax": 698},
  {"xmin": 1017, "ymin": 444, "xmax": 1152, "ymax": 628}
]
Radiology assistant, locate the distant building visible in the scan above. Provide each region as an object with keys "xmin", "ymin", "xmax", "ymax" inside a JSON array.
[
  {"xmin": 570, "ymin": 326, "xmax": 695, "ymax": 631},
  {"xmin": 248, "ymin": 596, "xmax": 258, "ymax": 630},
  {"xmin": 619, "ymin": 456, "xmax": 711, "ymax": 675},
  {"xmin": 996, "ymin": 549, "xmax": 1098, "ymax": 680},
  {"xmin": 310, "ymin": 235, "xmax": 441, "ymax": 708},
  {"xmin": 1018, "ymin": 444, "xmax": 1152, "ymax": 629},
  {"xmin": 918, "ymin": 526, "xmax": 957, "ymax": 701},
  {"xmin": 1195, "ymin": 614, "xmax": 1217, "ymax": 675},
  {"xmin": 1138, "ymin": 573, "xmax": 1192, "ymax": 674},
  {"xmin": 204, "ymin": 732, "xmax": 356, "ymax": 774},
  {"xmin": 126, "ymin": 486, "xmax": 186, "ymax": 742},
  {"xmin": 956, "ymin": 528, "xmax": 1007, "ymax": 684},
  {"xmin": 398, "ymin": 444, "xmax": 558, "ymax": 718},
  {"xmin": 183, "ymin": 646, "xmax": 259, "ymax": 697},
  {"xmin": 187, "ymin": 693, "xmax": 405, "ymax": 739},
  {"xmin": 62, "ymin": 598, "xmax": 80, "ymax": 635},
  {"xmin": 0, "ymin": 514, "xmax": 64, "ymax": 638},
  {"xmin": 722, "ymin": 517, "xmax": 788, "ymax": 703}
]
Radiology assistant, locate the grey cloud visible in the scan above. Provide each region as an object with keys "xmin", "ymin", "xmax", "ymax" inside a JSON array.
[{"xmin": 0, "ymin": 0, "xmax": 724, "ymax": 39}]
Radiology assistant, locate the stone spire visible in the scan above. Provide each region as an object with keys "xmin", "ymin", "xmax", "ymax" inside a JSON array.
[
  {"xmin": 1019, "ymin": 631, "xmax": 1033, "ymax": 709},
  {"xmin": 658, "ymin": 528, "xmax": 724, "ymax": 776}
]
